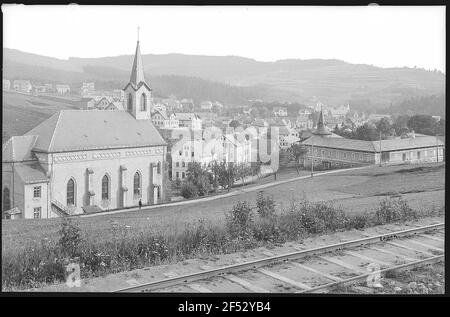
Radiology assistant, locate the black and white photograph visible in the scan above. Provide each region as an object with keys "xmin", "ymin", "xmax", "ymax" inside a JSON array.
[{"xmin": 1, "ymin": 3, "xmax": 446, "ymax": 301}]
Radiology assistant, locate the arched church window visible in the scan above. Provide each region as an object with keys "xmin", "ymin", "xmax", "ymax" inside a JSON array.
[
  {"xmin": 140, "ymin": 93, "xmax": 147, "ymax": 111},
  {"xmin": 133, "ymin": 171, "xmax": 141, "ymax": 197},
  {"xmin": 3, "ymin": 187, "xmax": 11, "ymax": 211},
  {"xmin": 102, "ymin": 175, "xmax": 110, "ymax": 201},
  {"xmin": 67, "ymin": 178, "xmax": 75, "ymax": 206},
  {"xmin": 128, "ymin": 93, "xmax": 133, "ymax": 111}
]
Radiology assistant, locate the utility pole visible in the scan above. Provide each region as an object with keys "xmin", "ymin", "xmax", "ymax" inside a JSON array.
[
  {"xmin": 379, "ymin": 131, "xmax": 382, "ymax": 167},
  {"xmin": 310, "ymin": 143, "xmax": 314, "ymax": 178},
  {"xmin": 436, "ymin": 133, "xmax": 439, "ymax": 162}
]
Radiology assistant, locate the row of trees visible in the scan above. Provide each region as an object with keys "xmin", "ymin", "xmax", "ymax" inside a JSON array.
[
  {"xmin": 179, "ymin": 162, "xmax": 261, "ymax": 199},
  {"xmin": 334, "ymin": 114, "xmax": 445, "ymax": 141}
]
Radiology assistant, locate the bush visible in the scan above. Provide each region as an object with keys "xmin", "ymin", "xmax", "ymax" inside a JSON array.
[
  {"xmin": 256, "ymin": 191, "xmax": 276, "ymax": 218},
  {"xmin": 252, "ymin": 218, "xmax": 284, "ymax": 243},
  {"xmin": 346, "ymin": 213, "xmax": 371, "ymax": 230},
  {"xmin": 58, "ymin": 218, "xmax": 84, "ymax": 259},
  {"xmin": 375, "ymin": 197, "xmax": 417, "ymax": 224},
  {"xmin": 225, "ymin": 201, "xmax": 254, "ymax": 238},
  {"xmin": 181, "ymin": 181, "xmax": 199, "ymax": 199}
]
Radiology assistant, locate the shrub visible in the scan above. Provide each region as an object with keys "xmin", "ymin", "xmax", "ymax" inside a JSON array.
[
  {"xmin": 181, "ymin": 181, "xmax": 199, "ymax": 199},
  {"xmin": 346, "ymin": 213, "xmax": 371, "ymax": 230},
  {"xmin": 58, "ymin": 218, "xmax": 84, "ymax": 259},
  {"xmin": 375, "ymin": 197, "xmax": 416, "ymax": 224},
  {"xmin": 252, "ymin": 218, "xmax": 284, "ymax": 244},
  {"xmin": 256, "ymin": 191, "xmax": 276, "ymax": 218},
  {"xmin": 225, "ymin": 201, "xmax": 254, "ymax": 238}
]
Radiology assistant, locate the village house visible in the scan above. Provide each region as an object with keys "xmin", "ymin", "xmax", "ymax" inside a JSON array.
[
  {"xmin": 180, "ymin": 98, "xmax": 195, "ymax": 111},
  {"xmin": 296, "ymin": 115, "xmax": 314, "ymax": 130},
  {"xmin": 80, "ymin": 97, "xmax": 96, "ymax": 110},
  {"xmin": 151, "ymin": 109, "xmax": 168, "ymax": 128},
  {"xmin": 55, "ymin": 84, "xmax": 71, "ymax": 95},
  {"xmin": 298, "ymin": 108, "xmax": 312, "ymax": 116},
  {"xmin": 171, "ymin": 132, "xmax": 252, "ymax": 181},
  {"xmin": 162, "ymin": 97, "xmax": 182, "ymax": 112},
  {"xmin": 301, "ymin": 110, "xmax": 445, "ymax": 170},
  {"xmin": 200, "ymin": 100, "xmax": 213, "ymax": 111},
  {"xmin": 3, "ymin": 79, "xmax": 11, "ymax": 90},
  {"xmin": 197, "ymin": 112, "xmax": 218, "ymax": 127},
  {"xmin": 176, "ymin": 112, "xmax": 202, "ymax": 130},
  {"xmin": 13, "ymin": 80, "xmax": 32, "ymax": 93},
  {"xmin": 33, "ymin": 85, "xmax": 46, "ymax": 94},
  {"xmin": 2, "ymin": 39, "xmax": 167, "ymax": 219},
  {"xmin": 153, "ymin": 103, "xmax": 167, "ymax": 114},
  {"xmin": 272, "ymin": 106, "xmax": 288, "ymax": 117},
  {"xmin": 44, "ymin": 84, "xmax": 54, "ymax": 93},
  {"xmin": 81, "ymin": 82, "xmax": 95, "ymax": 96},
  {"xmin": 104, "ymin": 101, "xmax": 125, "ymax": 111}
]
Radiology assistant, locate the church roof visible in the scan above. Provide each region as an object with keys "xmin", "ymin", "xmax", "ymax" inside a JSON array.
[
  {"xmin": 2, "ymin": 135, "xmax": 38, "ymax": 162},
  {"xmin": 25, "ymin": 110, "xmax": 166, "ymax": 153}
]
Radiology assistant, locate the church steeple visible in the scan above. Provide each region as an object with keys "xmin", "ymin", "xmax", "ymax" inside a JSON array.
[
  {"xmin": 129, "ymin": 40, "xmax": 146, "ymax": 87},
  {"xmin": 123, "ymin": 32, "xmax": 152, "ymax": 120}
]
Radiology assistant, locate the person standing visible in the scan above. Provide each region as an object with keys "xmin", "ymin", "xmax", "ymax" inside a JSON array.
[{"xmin": 138, "ymin": 199, "xmax": 142, "ymax": 210}]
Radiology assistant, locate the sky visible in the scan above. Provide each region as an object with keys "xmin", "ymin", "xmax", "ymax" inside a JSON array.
[{"xmin": 2, "ymin": 5, "xmax": 446, "ymax": 72}]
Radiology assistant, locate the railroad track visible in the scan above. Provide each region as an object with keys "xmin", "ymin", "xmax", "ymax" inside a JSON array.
[{"xmin": 115, "ymin": 223, "xmax": 445, "ymax": 293}]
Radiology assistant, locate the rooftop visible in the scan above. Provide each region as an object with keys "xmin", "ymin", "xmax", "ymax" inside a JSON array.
[
  {"xmin": 302, "ymin": 134, "xmax": 444, "ymax": 153},
  {"xmin": 14, "ymin": 162, "xmax": 49, "ymax": 184},
  {"xmin": 2, "ymin": 135, "xmax": 38, "ymax": 162},
  {"xmin": 24, "ymin": 110, "xmax": 166, "ymax": 153}
]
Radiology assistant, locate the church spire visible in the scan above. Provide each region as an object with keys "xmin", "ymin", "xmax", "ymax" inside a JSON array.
[{"xmin": 129, "ymin": 38, "xmax": 146, "ymax": 86}]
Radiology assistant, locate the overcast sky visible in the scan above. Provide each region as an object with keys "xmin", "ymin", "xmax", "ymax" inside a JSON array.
[{"xmin": 2, "ymin": 5, "xmax": 446, "ymax": 72}]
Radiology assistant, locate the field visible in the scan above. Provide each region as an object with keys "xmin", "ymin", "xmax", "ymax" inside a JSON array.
[
  {"xmin": 2, "ymin": 91, "xmax": 81, "ymax": 143},
  {"xmin": 2, "ymin": 162, "xmax": 445, "ymax": 254}
]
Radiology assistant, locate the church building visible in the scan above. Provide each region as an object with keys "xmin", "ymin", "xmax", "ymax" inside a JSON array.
[{"xmin": 2, "ymin": 40, "xmax": 167, "ymax": 219}]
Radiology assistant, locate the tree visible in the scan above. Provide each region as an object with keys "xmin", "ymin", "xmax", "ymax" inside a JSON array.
[
  {"xmin": 354, "ymin": 122, "xmax": 379, "ymax": 141},
  {"xmin": 181, "ymin": 181, "xmax": 199, "ymax": 199},
  {"xmin": 229, "ymin": 120, "xmax": 241, "ymax": 129},
  {"xmin": 217, "ymin": 162, "xmax": 238, "ymax": 192},
  {"xmin": 185, "ymin": 162, "xmax": 212, "ymax": 196},
  {"xmin": 288, "ymin": 143, "xmax": 308, "ymax": 175},
  {"xmin": 408, "ymin": 115, "xmax": 439, "ymax": 135}
]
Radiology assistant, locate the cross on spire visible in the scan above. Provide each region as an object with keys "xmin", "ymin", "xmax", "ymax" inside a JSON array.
[{"xmin": 137, "ymin": 26, "xmax": 140, "ymax": 42}]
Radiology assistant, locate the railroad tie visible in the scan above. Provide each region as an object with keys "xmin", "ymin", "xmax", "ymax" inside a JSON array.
[
  {"xmin": 386, "ymin": 241, "xmax": 435, "ymax": 258},
  {"xmin": 405, "ymin": 239, "xmax": 444, "ymax": 253},
  {"xmin": 187, "ymin": 283, "xmax": 213, "ymax": 293},
  {"xmin": 225, "ymin": 274, "xmax": 269, "ymax": 293},
  {"xmin": 257, "ymin": 268, "xmax": 311, "ymax": 290},
  {"xmin": 368, "ymin": 246, "xmax": 417, "ymax": 262},
  {"xmin": 290, "ymin": 262, "xmax": 343, "ymax": 282},
  {"xmin": 318, "ymin": 255, "xmax": 366, "ymax": 274},
  {"xmin": 417, "ymin": 234, "xmax": 444, "ymax": 243},
  {"xmin": 344, "ymin": 251, "xmax": 391, "ymax": 267}
]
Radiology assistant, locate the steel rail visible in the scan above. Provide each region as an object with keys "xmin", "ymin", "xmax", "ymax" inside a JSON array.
[
  {"xmin": 114, "ymin": 223, "xmax": 444, "ymax": 292},
  {"xmin": 299, "ymin": 254, "xmax": 444, "ymax": 293}
]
